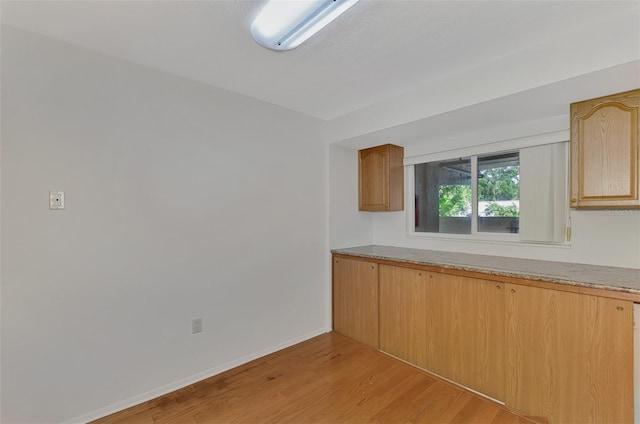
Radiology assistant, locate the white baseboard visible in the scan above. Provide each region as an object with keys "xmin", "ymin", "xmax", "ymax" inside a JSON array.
[{"xmin": 64, "ymin": 327, "xmax": 332, "ymax": 424}]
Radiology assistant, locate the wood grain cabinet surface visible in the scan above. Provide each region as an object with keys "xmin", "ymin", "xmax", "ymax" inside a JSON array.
[
  {"xmin": 332, "ymin": 254, "xmax": 635, "ymax": 424},
  {"xmin": 505, "ymin": 283, "xmax": 633, "ymax": 424},
  {"xmin": 358, "ymin": 144, "xmax": 404, "ymax": 211},
  {"xmin": 379, "ymin": 265, "xmax": 427, "ymax": 368},
  {"xmin": 425, "ymin": 273, "xmax": 505, "ymax": 401},
  {"xmin": 332, "ymin": 257, "xmax": 379, "ymax": 349},
  {"xmin": 570, "ymin": 89, "xmax": 640, "ymax": 208}
]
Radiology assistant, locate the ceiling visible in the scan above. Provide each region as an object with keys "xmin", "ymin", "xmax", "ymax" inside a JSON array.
[{"xmin": 2, "ymin": 0, "xmax": 639, "ymax": 126}]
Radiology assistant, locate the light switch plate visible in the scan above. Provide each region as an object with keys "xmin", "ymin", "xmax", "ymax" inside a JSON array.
[{"xmin": 49, "ymin": 191, "xmax": 64, "ymax": 210}]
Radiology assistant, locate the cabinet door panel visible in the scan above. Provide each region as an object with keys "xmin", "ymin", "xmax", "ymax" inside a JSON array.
[
  {"xmin": 358, "ymin": 144, "xmax": 404, "ymax": 211},
  {"xmin": 332, "ymin": 257, "xmax": 378, "ymax": 348},
  {"xmin": 580, "ymin": 104, "xmax": 634, "ymax": 198},
  {"xmin": 571, "ymin": 89, "xmax": 640, "ymax": 208},
  {"xmin": 425, "ymin": 273, "xmax": 505, "ymax": 400},
  {"xmin": 379, "ymin": 265, "xmax": 427, "ymax": 368},
  {"xmin": 505, "ymin": 284, "xmax": 633, "ymax": 423},
  {"xmin": 359, "ymin": 146, "xmax": 389, "ymax": 210}
]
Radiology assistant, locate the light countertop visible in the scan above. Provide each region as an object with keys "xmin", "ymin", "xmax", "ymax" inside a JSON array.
[{"xmin": 332, "ymin": 245, "xmax": 640, "ymax": 297}]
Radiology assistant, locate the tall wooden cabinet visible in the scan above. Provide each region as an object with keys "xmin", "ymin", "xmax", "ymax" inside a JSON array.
[
  {"xmin": 358, "ymin": 144, "xmax": 404, "ymax": 211},
  {"xmin": 570, "ymin": 89, "xmax": 640, "ymax": 208},
  {"xmin": 332, "ymin": 257, "xmax": 379, "ymax": 348},
  {"xmin": 505, "ymin": 283, "xmax": 633, "ymax": 423}
]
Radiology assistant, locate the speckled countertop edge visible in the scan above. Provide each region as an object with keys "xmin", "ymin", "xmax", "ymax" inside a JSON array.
[{"xmin": 332, "ymin": 245, "xmax": 640, "ymax": 296}]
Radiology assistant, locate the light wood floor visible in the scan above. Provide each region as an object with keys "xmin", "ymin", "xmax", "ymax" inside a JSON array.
[{"xmin": 92, "ymin": 332, "xmax": 533, "ymax": 424}]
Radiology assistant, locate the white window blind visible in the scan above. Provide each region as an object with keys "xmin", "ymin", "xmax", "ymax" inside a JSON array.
[{"xmin": 519, "ymin": 142, "xmax": 568, "ymax": 243}]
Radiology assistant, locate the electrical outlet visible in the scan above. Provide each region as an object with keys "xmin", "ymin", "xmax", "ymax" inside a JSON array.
[
  {"xmin": 192, "ymin": 318, "xmax": 202, "ymax": 334},
  {"xmin": 49, "ymin": 191, "xmax": 64, "ymax": 210}
]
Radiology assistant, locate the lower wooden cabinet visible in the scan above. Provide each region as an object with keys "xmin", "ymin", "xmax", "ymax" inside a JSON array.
[
  {"xmin": 332, "ymin": 256, "xmax": 634, "ymax": 423},
  {"xmin": 505, "ymin": 283, "xmax": 633, "ymax": 423},
  {"xmin": 377, "ymin": 266, "xmax": 504, "ymax": 399},
  {"xmin": 379, "ymin": 265, "xmax": 427, "ymax": 368},
  {"xmin": 332, "ymin": 257, "xmax": 379, "ymax": 349},
  {"xmin": 425, "ymin": 273, "xmax": 505, "ymax": 401}
]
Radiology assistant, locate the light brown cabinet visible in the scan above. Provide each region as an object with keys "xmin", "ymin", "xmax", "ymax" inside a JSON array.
[
  {"xmin": 358, "ymin": 144, "xmax": 404, "ymax": 211},
  {"xmin": 378, "ymin": 266, "xmax": 504, "ymax": 400},
  {"xmin": 505, "ymin": 283, "xmax": 633, "ymax": 423},
  {"xmin": 332, "ymin": 254, "xmax": 635, "ymax": 423},
  {"xmin": 425, "ymin": 273, "xmax": 505, "ymax": 401},
  {"xmin": 570, "ymin": 89, "xmax": 640, "ymax": 208},
  {"xmin": 332, "ymin": 257, "xmax": 378, "ymax": 348},
  {"xmin": 379, "ymin": 265, "xmax": 427, "ymax": 368}
]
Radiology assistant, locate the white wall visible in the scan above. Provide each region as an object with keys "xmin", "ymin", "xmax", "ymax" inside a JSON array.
[
  {"xmin": 1, "ymin": 25, "xmax": 329, "ymax": 423},
  {"xmin": 370, "ymin": 209, "xmax": 640, "ymax": 268},
  {"xmin": 329, "ymin": 144, "xmax": 373, "ymax": 249}
]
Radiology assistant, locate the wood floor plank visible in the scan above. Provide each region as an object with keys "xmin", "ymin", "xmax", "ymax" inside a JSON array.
[
  {"xmin": 412, "ymin": 381, "xmax": 475, "ymax": 423},
  {"xmin": 91, "ymin": 333, "xmax": 533, "ymax": 424},
  {"xmin": 491, "ymin": 409, "xmax": 539, "ymax": 424},
  {"xmin": 448, "ymin": 396, "xmax": 501, "ymax": 423},
  {"xmin": 368, "ymin": 376, "xmax": 438, "ymax": 423}
]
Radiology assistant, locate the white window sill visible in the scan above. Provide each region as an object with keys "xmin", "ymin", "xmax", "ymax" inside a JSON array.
[{"xmin": 407, "ymin": 231, "xmax": 572, "ymax": 249}]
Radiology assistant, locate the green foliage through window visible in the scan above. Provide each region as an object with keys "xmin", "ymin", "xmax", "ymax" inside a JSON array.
[
  {"xmin": 478, "ymin": 166, "xmax": 520, "ymax": 202},
  {"xmin": 478, "ymin": 164, "xmax": 519, "ymax": 218},
  {"xmin": 439, "ymin": 185, "xmax": 471, "ymax": 217},
  {"xmin": 483, "ymin": 202, "xmax": 519, "ymax": 217}
]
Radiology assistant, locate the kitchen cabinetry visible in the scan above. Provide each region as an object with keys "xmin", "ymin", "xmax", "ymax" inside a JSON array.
[
  {"xmin": 332, "ymin": 257, "xmax": 378, "ymax": 348},
  {"xmin": 378, "ymin": 266, "xmax": 504, "ymax": 400},
  {"xmin": 379, "ymin": 265, "xmax": 427, "ymax": 368},
  {"xmin": 425, "ymin": 273, "xmax": 505, "ymax": 401},
  {"xmin": 358, "ymin": 144, "xmax": 404, "ymax": 211},
  {"xmin": 570, "ymin": 89, "xmax": 640, "ymax": 208},
  {"xmin": 505, "ymin": 283, "xmax": 633, "ymax": 423},
  {"xmin": 332, "ymin": 251, "xmax": 636, "ymax": 423}
]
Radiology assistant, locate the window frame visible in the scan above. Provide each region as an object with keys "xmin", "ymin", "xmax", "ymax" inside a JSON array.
[
  {"xmin": 409, "ymin": 153, "xmax": 521, "ymax": 242},
  {"xmin": 404, "ymin": 132, "xmax": 571, "ymax": 246}
]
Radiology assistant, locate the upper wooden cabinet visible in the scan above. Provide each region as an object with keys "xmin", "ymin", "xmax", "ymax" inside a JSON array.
[
  {"xmin": 570, "ymin": 89, "xmax": 640, "ymax": 208},
  {"xmin": 358, "ymin": 144, "xmax": 404, "ymax": 211}
]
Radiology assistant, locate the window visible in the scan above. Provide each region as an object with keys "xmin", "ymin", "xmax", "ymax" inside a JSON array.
[
  {"xmin": 415, "ymin": 153, "xmax": 519, "ymax": 235},
  {"xmin": 410, "ymin": 141, "xmax": 568, "ymax": 243},
  {"xmin": 477, "ymin": 152, "xmax": 520, "ymax": 234},
  {"xmin": 415, "ymin": 157, "xmax": 471, "ymax": 234}
]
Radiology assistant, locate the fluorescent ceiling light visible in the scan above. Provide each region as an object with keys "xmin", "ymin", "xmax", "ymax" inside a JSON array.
[{"xmin": 251, "ymin": 0, "xmax": 360, "ymax": 51}]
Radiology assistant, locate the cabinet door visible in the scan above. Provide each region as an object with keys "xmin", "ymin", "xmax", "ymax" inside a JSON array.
[
  {"xmin": 332, "ymin": 257, "xmax": 378, "ymax": 348},
  {"xmin": 505, "ymin": 284, "xmax": 633, "ymax": 423},
  {"xmin": 359, "ymin": 145, "xmax": 389, "ymax": 211},
  {"xmin": 425, "ymin": 273, "xmax": 505, "ymax": 400},
  {"xmin": 379, "ymin": 265, "xmax": 427, "ymax": 368},
  {"xmin": 570, "ymin": 89, "xmax": 640, "ymax": 208},
  {"xmin": 358, "ymin": 144, "xmax": 404, "ymax": 211}
]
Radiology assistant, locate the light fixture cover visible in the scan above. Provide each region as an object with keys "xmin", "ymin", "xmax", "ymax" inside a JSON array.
[{"xmin": 251, "ymin": 0, "xmax": 360, "ymax": 51}]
